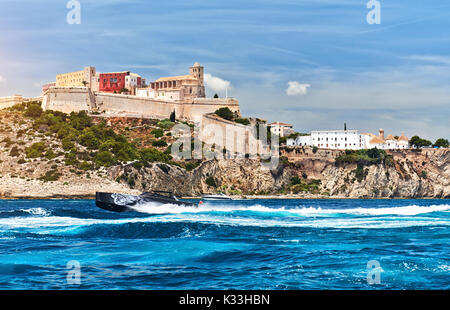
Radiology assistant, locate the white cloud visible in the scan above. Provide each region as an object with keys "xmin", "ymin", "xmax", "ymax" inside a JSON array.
[
  {"xmin": 406, "ymin": 55, "xmax": 450, "ymax": 65},
  {"xmin": 286, "ymin": 81, "xmax": 310, "ymax": 96},
  {"xmin": 0, "ymin": 76, "xmax": 5, "ymax": 83},
  {"xmin": 204, "ymin": 73, "xmax": 231, "ymax": 92}
]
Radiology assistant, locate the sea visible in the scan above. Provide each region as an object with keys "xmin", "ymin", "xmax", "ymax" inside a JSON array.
[{"xmin": 0, "ymin": 198, "xmax": 448, "ymax": 290}]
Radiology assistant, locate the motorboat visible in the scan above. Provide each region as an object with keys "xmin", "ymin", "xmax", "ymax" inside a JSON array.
[
  {"xmin": 95, "ymin": 191, "xmax": 197, "ymax": 212},
  {"xmin": 201, "ymin": 193, "xmax": 233, "ymax": 201}
]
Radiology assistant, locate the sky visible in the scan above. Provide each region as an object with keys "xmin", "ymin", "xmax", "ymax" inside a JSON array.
[{"xmin": 0, "ymin": 0, "xmax": 449, "ymax": 140}]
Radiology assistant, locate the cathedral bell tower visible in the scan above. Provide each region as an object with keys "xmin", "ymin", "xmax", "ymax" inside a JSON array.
[
  {"xmin": 190, "ymin": 62, "xmax": 204, "ymax": 85},
  {"xmin": 189, "ymin": 62, "xmax": 205, "ymax": 98}
]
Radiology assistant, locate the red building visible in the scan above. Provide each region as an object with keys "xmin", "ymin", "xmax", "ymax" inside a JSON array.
[{"xmin": 98, "ymin": 71, "xmax": 129, "ymax": 93}]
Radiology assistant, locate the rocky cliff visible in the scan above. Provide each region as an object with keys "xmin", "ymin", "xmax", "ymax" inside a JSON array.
[
  {"xmin": 1, "ymin": 103, "xmax": 448, "ymax": 199},
  {"xmin": 106, "ymin": 148, "xmax": 450, "ymax": 199}
]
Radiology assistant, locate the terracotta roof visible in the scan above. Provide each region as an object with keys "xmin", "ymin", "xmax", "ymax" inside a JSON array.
[
  {"xmin": 385, "ymin": 134, "xmax": 395, "ymax": 140},
  {"xmin": 370, "ymin": 136, "xmax": 385, "ymax": 144},
  {"xmin": 398, "ymin": 133, "xmax": 409, "ymax": 142},
  {"xmin": 269, "ymin": 122, "xmax": 292, "ymax": 127},
  {"xmin": 156, "ymin": 75, "xmax": 198, "ymax": 82}
]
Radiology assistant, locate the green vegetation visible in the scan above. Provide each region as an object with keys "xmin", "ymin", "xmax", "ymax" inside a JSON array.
[
  {"xmin": 290, "ymin": 176, "xmax": 302, "ymax": 185},
  {"xmin": 409, "ymin": 136, "xmax": 432, "ymax": 149},
  {"xmin": 170, "ymin": 110, "xmax": 176, "ymax": 122},
  {"xmin": 234, "ymin": 118, "xmax": 250, "ymax": 126},
  {"xmin": 353, "ymin": 163, "xmax": 369, "ymax": 182},
  {"xmin": 214, "ymin": 107, "xmax": 234, "ymax": 121},
  {"xmin": 336, "ymin": 148, "xmax": 393, "ymax": 166},
  {"xmin": 433, "ymin": 138, "xmax": 449, "ymax": 148},
  {"xmin": 26, "ymin": 142, "xmax": 46, "ymax": 158},
  {"xmin": 151, "ymin": 129, "xmax": 164, "ymax": 138},
  {"xmin": 421, "ymin": 170, "xmax": 427, "ymax": 179},
  {"xmin": 205, "ymin": 176, "xmax": 217, "ymax": 187},
  {"xmin": 38, "ymin": 169, "xmax": 62, "ymax": 182},
  {"xmin": 13, "ymin": 105, "xmax": 177, "ymax": 171},
  {"xmin": 24, "ymin": 103, "xmax": 43, "ymax": 118},
  {"xmin": 152, "ymin": 140, "xmax": 168, "ymax": 147},
  {"xmin": 290, "ymin": 179, "xmax": 321, "ymax": 194},
  {"xmin": 157, "ymin": 119, "xmax": 175, "ymax": 130}
]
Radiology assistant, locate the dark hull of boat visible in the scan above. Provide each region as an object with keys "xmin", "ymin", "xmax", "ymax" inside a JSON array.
[{"xmin": 95, "ymin": 192, "xmax": 196, "ymax": 213}]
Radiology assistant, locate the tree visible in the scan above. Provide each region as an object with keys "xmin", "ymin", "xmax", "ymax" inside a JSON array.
[
  {"xmin": 24, "ymin": 103, "xmax": 43, "ymax": 118},
  {"xmin": 214, "ymin": 93, "xmax": 219, "ymax": 98},
  {"xmin": 433, "ymin": 138, "xmax": 449, "ymax": 148},
  {"xmin": 409, "ymin": 136, "xmax": 432, "ymax": 148},
  {"xmin": 215, "ymin": 107, "xmax": 234, "ymax": 121},
  {"xmin": 170, "ymin": 110, "xmax": 176, "ymax": 122}
]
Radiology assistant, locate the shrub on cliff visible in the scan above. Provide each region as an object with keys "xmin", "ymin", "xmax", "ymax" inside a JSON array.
[
  {"xmin": 151, "ymin": 129, "xmax": 164, "ymax": 138},
  {"xmin": 26, "ymin": 142, "xmax": 46, "ymax": 158},
  {"xmin": 38, "ymin": 169, "xmax": 62, "ymax": 182},
  {"xmin": 24, "ymin": 103, "xmax": 43, "ymax": 118},
  {"xmin": 336, "ymin": 148, "xmax": 392, "ymax": 166},
  {"xmin": 206, "ymin": 176, "xmax": 217, "ymax": 187},
  {"xmin": 152, "ymin": 140, "xmax": 168, "ymax": 147},
  {"xmin": 139, "ymin": 148, "xmax": 170, "ymax": 164},
  {"xmin": 433, "ymin": 138, "xmax": 449, "ymax": 148},
  {"xmin": 235, "ymin": 118, "xmax": 250, "ymax": 126},
  {"xmin": 94, "ymin": 150, "xmax": 117, "ymax": 167},
  {"xmin": 157, "ymin": 119, "xmax": 175, "ymax": 130},
  {"xmin": 215, "ymin": 107, "xmax": 234, "ymax": 121}
]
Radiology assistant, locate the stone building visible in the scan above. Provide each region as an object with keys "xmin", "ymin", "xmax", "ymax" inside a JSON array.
[
  {"xmin": 268, "ymin": 122, "xmax": 294, "ymax": 137},
  {"xmin": 141, "ymin": 62, "xmax": 206, "ymax": 101},
  {"xmin": 56, "ymin": 66, "xmax": 97, "ymax": 89},
  {"xmin": 287, "ymin": 128, "xmax": 409, "ymax": 150}
]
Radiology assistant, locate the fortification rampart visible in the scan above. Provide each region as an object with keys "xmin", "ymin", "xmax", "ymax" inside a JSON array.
[
  {"xmin": 41, "ymin": 87, "xmax": 240, "ymax": 122},
  {"xmin": 41, "ymin": 87, "xmax": 93, "ymax": 114},
  {"xmin": 0, "ymin": 95, "xmax": 23, "ymax": 110},
  {"xmin": 200, "ymin": 113, "xmax": 270, "ymax": 156}
]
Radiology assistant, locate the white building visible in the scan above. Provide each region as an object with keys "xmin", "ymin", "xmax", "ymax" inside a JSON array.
[
  {"xmin": 268, "ymin": 122, "xmax": 294, "ymax": 137},
  {"xmin": 135, "ymin": 87, "xmax": 181, "ymax": 101},
  {"xmin": 287, "ymin": 129, "xmax": 409, "ymax": 150},
  {"xmin": 125, "ymin": 73, "xmax": 145, "ymax": 89}
]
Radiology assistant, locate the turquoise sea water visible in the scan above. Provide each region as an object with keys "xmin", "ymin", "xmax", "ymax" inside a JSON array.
[{"xmin": 0, "ymin": 199, "xmax": 449, "ymax": 290}]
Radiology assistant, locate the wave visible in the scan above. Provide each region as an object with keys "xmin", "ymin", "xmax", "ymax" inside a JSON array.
[
  {"xmin": 0, "ymin": 207, "xmax": 51, "ymax": 218},
  {"xmin": 20, "ymin": 208, "xmax": 51, "ymax": 216},
  {"xmin": 0, "ymin": 213, "xmax": 448, "ymax": 232},
  {"xmin": 130, "ymin": 202, "xmax": 450, "ymax": 217}
]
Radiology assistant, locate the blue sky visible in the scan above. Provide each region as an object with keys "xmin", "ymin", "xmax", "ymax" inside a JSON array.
[{"xmin": 0, "ymin": 0, "xmax": 449, "ymax": 140}]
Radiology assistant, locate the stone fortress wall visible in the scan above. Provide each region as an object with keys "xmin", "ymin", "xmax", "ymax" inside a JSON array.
[
  {"xmin": 41, "ymin": 87, "xmax": 240, "ymax": 123},
  {"xmin": 0, "ymin": 95, "xmax": 24, "ymax": 110},
  {"xmin": 40, "ymin": 87, "xmax": 267, "ymax": 156},
  {"xmin": 200, "ymin": 113, "xmax": 271, "ymax": 157}
]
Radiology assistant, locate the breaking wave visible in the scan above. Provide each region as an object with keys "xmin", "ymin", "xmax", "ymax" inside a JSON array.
[
  {"xmin": 130, "ymin": 202, "xmax": 450, "ymax": 217},
  {"xmin": 0, "ymin": 203, "xmax": 449, "ymax": 232}
]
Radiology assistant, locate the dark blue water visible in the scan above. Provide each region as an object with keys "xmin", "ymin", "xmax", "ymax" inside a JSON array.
[{"xmin": 0, "ymin": 199, "xmax": 449, "ymax": 290}]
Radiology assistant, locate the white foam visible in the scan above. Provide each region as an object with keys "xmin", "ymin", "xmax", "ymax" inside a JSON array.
[
  {"xmin": 0, "ymin": 212, "xmax": 448, "ymax": 231},
  {"xmin": 130, "ymin": 202, "xmax": 450, "ymax": 217},
  {"xmin": 0, "ymin": 203, "xmax": 448, "ymax": 232},
  {"xmin": 20, "ymin": 208, "xmax": 50, "ymax": 216}
]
